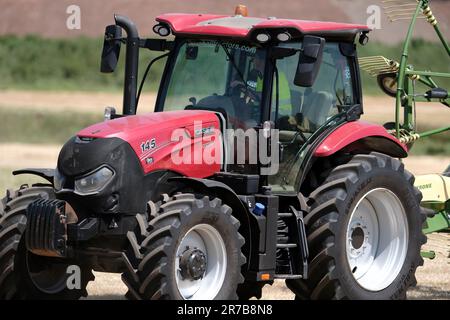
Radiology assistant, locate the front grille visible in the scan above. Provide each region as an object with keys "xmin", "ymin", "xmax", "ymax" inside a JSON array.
[{"xmin": 26, "ymin": 199, "xmax": 67, "ymax": 257}]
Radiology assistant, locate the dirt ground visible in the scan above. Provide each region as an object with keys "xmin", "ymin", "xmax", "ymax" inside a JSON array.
[
  {"xmin": 0, "ymin": 90, "xmax": 448, "ymax": 300},
  {"xmin": 85, "ymin": 232, "xmax": 450, "ymax": 300}
]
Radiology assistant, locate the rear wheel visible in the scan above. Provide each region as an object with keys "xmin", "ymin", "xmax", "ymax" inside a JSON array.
[
  {"xmin": 123, "ymin": 193, "xmax": 245, "ymax": 300},
  {"xmin": 0, "ymin": 185, "xmax": 94, "ymax": 299},
  {"xmin": 286, "ymin": 152, "xmax": 425, "ymax": 299}
]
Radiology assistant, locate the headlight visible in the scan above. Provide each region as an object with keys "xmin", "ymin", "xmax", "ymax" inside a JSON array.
[
  {"xmin": 74, "ymin": 166, "xmax": 114, "ymax": 195},
  {"xmin": 53, "ymin": 168, "xmax": 64, "ymax": 191}
]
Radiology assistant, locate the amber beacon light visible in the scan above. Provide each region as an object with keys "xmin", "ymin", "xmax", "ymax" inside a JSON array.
[{"xmin": 235, "ymin": 4, "xmax": 248, "ymax": 17}]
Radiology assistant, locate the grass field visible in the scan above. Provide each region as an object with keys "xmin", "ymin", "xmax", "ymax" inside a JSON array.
[
  {"xmin": 1, "ymin": 36, "xmax": 449, "ymax": 94},
  {"xmin": 0, "ymin": 36, "xmax": 167, "ymax": 92}
]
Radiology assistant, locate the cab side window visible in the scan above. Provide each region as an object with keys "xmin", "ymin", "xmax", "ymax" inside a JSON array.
[
  {"xmin": 272, "ymin": 42, "xmax": 355, "ymax": 133},
  {"xmin": 269, "ymin": 42, "xmax": 356, "ymax": 192}
]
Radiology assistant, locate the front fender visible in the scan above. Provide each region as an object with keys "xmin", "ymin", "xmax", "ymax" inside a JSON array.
[
  {"xmin": 13, "ymin": 168, "xmax": 55, "ymax": 184},
  {"xmin": 314, "ymin": 120, "xmax": 408, "ymax": 158}
]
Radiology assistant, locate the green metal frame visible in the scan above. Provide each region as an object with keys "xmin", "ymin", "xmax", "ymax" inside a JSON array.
[
  {"xmin": 421, "ymin": 208, "xmax": 449, "ymax": 259},
  {"xmin": 375, "ymin": 1, "xmax": 450, "ymax": 259},
  {"xmin": 394, "ymin": 0, "xmax": 450, "ymax": 141},
  {"xmin": 422, "ymin": 199, "xmax": 450, "ymax": 234},
  {"xmin": 423, "ymin": 211, "xmax": 450, "ymax": 234}
]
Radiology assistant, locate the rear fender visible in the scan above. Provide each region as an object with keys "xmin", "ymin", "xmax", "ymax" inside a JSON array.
[{"xmin": 314, "ymin": 120, "xmax": 408, "ymax": 158}]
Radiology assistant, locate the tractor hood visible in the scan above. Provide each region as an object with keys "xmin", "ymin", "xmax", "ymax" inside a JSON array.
[
  {"xmin": 77, "ymin": 110, "xmax": 217, "ymax": 140},
  {"xmin": 56, "ymin": 110, "xmax": 222, "ymax": 214},
  {"xmin": 74, "ymin": 110, "xmax": 222, "ymax": 177}
]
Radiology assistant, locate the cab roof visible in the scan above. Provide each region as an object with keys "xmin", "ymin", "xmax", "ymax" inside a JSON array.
[{"xmin": 156, "ymin": 14, "xmax": 370, "ymax": 42}]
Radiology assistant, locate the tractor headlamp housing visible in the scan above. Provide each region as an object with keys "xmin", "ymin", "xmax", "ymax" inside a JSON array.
[{"xmin": 74, "ymin": 166, "xmax": 115, "ymax": 196}]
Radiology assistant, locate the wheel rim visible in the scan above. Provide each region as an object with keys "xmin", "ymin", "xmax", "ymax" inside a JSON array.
[
  {"xmin": 26, "ymin": 251, "xmax": 69, "ymax": 294},
  {"xmin": 346, "ymin": 188, "xmax": 409, "ymax": 291},
  {"xmin": 175, "ymin": 224, "xmax": 227, "ymax": 300}
]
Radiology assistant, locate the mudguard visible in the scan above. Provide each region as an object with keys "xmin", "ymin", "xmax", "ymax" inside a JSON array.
[
  {"xmin": 314, "ymin": 120, "xmax": 408, "ymax": 158},
  {"xmin": 13, "ymin": 168, "xmax": 55, "ymax": 184}
]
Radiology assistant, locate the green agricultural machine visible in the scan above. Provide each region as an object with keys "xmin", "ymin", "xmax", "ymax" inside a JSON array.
[{"xmin": 359, "ymin": 0, "xmax": 450, "ymax": 258}]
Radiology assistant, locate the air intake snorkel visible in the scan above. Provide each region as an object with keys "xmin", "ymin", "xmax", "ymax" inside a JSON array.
[{"xmin": 114, "ymin": 14, "xmax": 139, "ymax": 116}]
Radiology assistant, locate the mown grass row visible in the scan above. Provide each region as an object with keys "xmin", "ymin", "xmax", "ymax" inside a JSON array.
[{"xmin": 1, "ymin": 36, "xmax": 449, "ymax": 94}]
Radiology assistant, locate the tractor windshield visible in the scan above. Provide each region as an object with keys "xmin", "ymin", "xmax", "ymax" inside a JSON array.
[{"xmin": 161, "ymin": 40, "xmax": 266, "ymax": 129}]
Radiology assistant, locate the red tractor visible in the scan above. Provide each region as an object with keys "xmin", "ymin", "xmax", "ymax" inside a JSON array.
[{"xmin": 0, "ymin": 6, "xmax": 425, "ymax": 300}]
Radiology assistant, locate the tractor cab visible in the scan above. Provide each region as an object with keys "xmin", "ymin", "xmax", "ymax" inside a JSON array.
[
  {"xmin": 99, "ymin": 8, "xmax": 371, "ymax": 192},
  {"xmin": 144, "ymin": 10, "xmax": 369, "ymax": 191}
]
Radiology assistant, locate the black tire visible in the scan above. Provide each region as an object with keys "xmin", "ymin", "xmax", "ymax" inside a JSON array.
[
  {"xmin": 237, "ymin": 281, "xmax": 271, "ymax": 300},
  {"xmin": 122, "ymin": 193, "xmax": 246, "ymax": 300},
  {"xmin": 0, "ymin": 185, "xmax": 94, "ymax": 299},
  {"xmin": 377, "ymin": 73, "xmax": 397, "ymax": 97},
  {"xmin": 286, "ymin": 152, "xmax": 426, "ymax": 300}
]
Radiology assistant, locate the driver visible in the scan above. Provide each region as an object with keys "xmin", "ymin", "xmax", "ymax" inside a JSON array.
[
  {"xmin": 231, "ymin": 51, "xmax": 293, "ymax": 117},
  {"xmin": 230, "ymin": 50, "xmax": 265, "ymax": 103},
  {"xmin": 246, "ymin": 50, "xmax": 265, "ymax": 99},
  {"xmin": 228, "ymin": 51, "xmax": 266, "ymax": 129},
  {"xmin": 231, "ymin": 50, "xmax": 293, "ymax": 126}
]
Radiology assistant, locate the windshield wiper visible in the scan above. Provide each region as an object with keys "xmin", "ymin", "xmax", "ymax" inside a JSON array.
[
  {"xmin": 218, "ymin": 42, "xmax": 250, "ymax": 91},
  {"xmin": 136, "ymin": 52, "xmax": 170, "ymax": 111}
]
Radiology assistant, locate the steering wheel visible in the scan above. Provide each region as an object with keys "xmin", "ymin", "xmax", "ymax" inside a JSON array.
[
  {"xmin": 231, "ymin": 82, "xmax": 261, "ymax": 104},
  {"xmin": 276, "ymin": 115, "xmax": 308, "ymax": 144}
]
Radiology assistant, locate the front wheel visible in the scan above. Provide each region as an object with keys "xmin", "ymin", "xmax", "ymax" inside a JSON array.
[
  {"xmin": 123, "ymin": 193, "xmax": 246, "ymax": 300},
  {"xmin": 287, "ymin": 152, "xmax": 426, "ymax": 299},
  {"xmin": 0, "ymin": 185, "xmax": 94, "ymax": 299}
]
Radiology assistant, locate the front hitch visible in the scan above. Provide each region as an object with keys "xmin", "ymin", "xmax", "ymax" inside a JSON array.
[{"xmin": 26, "ymin": 199, "xmax": 69, "ymax": 257}]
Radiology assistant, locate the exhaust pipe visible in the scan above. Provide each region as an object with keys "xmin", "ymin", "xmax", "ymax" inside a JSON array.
[{"xmin": 114, "ymin": 14, "xmax": 139, "ymax": 115}]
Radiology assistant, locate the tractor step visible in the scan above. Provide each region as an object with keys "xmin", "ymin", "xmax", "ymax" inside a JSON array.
[
  {"xmin": 289, "ymin": 205, "xmax": 309, "ymax": 279},
  {"xmin": 278, "ymin": 212, "xmax": 292, "ymax": 218},
  {"xmin": 274, "ymin": 274, "xmax": 303, "ymax": 279},
  {"xmin": 275, "ymin": 206, "xmax": 309, "ymax": 279},
  {"xmin": 277, "ymin": 243, "xmax": 297, "ymax": 248}
]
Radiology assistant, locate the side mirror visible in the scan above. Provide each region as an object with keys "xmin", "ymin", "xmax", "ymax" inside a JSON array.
[
  {"xmin": 294, "ymin": 36, "xmax": 325, "ymax": 87},
  {"xmin": 100, "ymin": 25, "xmax": 122, "ymax": 73}
]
